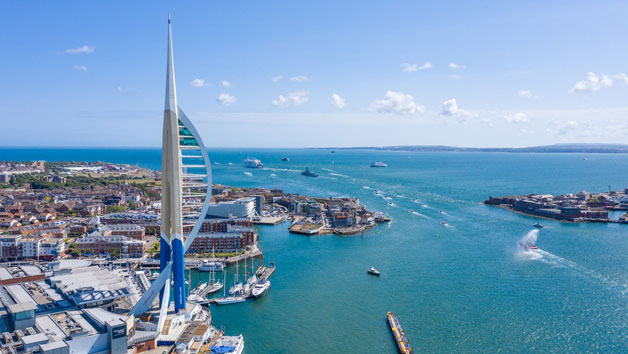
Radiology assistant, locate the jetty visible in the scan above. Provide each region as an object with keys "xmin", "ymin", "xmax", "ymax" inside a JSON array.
[{"xmin": 387, "ymin": 312, "xmax": 413, "ymax": 354}]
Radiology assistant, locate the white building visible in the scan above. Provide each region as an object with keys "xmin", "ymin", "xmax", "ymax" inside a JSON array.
[{"xmin": 206, "ymin": 197, "xmax": 256, "ymax": 218}]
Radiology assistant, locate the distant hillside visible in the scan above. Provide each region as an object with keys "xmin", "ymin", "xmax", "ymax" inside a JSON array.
[{"xmin": 332, "ymin": 143, "xmax": 628, "ymax": 153}]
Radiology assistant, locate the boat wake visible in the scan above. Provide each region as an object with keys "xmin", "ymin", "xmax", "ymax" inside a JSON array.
[
  {"xmin": 243, "ymin": 171, "xmax": 253, "ymax": 176},
  {"xmin": 516, "ymin": 230, "xmax": 628, "ymax": 295},
  {"xmin": 269, "ymin": 173, "xmax": 277, "ymax": 177},
  {"xmin": 410, "ymin": 210, "xmax": 430, "ymax": 219},
  {"xmin": 321, "ymin": 168, "xmax": 336, "ymax": 172},
  {"xmin": 329, "ymin": 172, "xmax": 351, "ymax": 178},
  {"xmin": 363, "ymin": 185, "xmax": 372, "ymax": 190}
]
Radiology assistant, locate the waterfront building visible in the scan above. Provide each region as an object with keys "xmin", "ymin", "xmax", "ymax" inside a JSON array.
[
  {"xmin": 206, "ymin": 197, "xmax": 256, "ymax": 219},
  {"xmin": 74, "ymin": 232, "xmax": 145, "ymax": 258}
]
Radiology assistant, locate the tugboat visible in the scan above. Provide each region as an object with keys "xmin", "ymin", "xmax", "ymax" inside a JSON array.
[
  {"xmin": 281, "ymin": 157, "xmax": 290, "ymax": 162},
  {"xmin": 367, "ymin": 266, "xmax": 381, "ymax": 276},
  {"xmin": 301, "ymin": 167, "xmax": 319, "ymax": 177},
  {"xmin": 533, "ymin": 222, "xmax": 544, "ymax": 228},
  {"xmin": 370, "ymin": 161, "xmax": 388, "ymax": 168}
]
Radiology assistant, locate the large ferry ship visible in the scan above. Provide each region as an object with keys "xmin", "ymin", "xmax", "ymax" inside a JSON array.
[
  {"xmin": 211, "ymin": 335, "xmax": 245, "ymax": 354},
  {"xmin": 243, "ymin": 158, "xmax": 263, "ymax": 168},
  {"xmin": 387, "ymin": 312, "xmax": 413, "ymax": 354}
]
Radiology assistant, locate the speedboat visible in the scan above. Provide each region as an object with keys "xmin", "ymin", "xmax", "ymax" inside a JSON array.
[
  {"xmin": 281, "ymin": 157, "xmax": 290, "ymax": 162},
  {"xmin": 214, "ymin": 296, "xmax": 246, "ymax": 305},
  {"xmin": 251, "ymin": 279, "xmax": 271, "ymax": 299},
  {"xmin": 533, "ymin": 222, "xmax": 544, "ymax": 228},
  {"xmin": 441, "ymin": 221, "xmax": 448, "ymax": 226},
  {"xmin": 367, "ymin": 266, "xmax": 381, "ymax": 276},
  {"xmin": 370, "ymin": 161, "xmax": 388, "ymax": 168},
  {"xmin": 519, "ymin": 241, "xmax": 539, "ymax": 250},
  {"xmin": 409, "ymin": 209, "xmax": 414, "ymax": 213}
]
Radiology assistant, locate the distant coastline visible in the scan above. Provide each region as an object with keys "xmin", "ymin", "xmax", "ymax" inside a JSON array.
[{"xmin": 319, "ymin": 143, "xmax": 628, "ymax": 154}]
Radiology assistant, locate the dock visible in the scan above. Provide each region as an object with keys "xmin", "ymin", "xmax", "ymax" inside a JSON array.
[{"xmin": 387, "ymin": 312, "xmax": 413, "ymax": 354}]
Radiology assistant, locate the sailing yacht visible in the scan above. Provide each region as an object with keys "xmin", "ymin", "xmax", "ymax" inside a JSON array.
[{"xmin": 214, "ymin": 271, "xmax": 245, "ymax": 305}]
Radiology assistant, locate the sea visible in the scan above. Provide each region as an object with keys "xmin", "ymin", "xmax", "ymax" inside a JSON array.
[{"xmin": 2, "ymin": 147, "xmax": 628, "ymax": 353}]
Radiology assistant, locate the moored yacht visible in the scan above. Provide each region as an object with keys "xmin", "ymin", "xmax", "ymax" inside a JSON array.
[
  {"xmin": 251, "ymin": 279, "xmax": 271, "ymax": 299},
  {"xmin": 214, "ymin": 296, "xmax": 246, "ymax": 305}
]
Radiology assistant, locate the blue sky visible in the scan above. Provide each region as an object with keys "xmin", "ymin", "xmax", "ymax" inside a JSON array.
[{"xmin": 3, "ymin": 0, "xmax": 628, "ymax": 147}]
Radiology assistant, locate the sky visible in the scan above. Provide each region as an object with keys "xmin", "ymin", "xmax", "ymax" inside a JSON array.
[{"xmin": 3, "ymin": 0, "xmax": 628, "ymax": 148}]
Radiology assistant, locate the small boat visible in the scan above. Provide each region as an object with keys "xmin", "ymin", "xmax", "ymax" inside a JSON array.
[
  {"xmin": 441, "ymin": 221, "xmax": 448, "ymax": 226},
  {"xmin": 367, "ymin": 266, "xmax": 381, "ymax": 276},
  {"xmin": 371, "ymin": 161, "xmax": 388, "ymax": 168},
  {"xmin": 411, "ymin": 199, "xmax": 418, "ymax": 203},
  {"xmin": 301, "ymin": 167, "xmax": 319, "ymax": 177},
  {"xmin": 281, "ymin": 157, "xmax": 290, "ymax": 162},
  {"xmin": 388, "ymin": 202, "xmax": 394, "ymax": 206},
  {"xmin": 251, "ymin": 279, "xmax": 271, "ymax": 299},
  {"xmin": 409, "ymin": 210, "xmax": 414, "ymax": 213},
  {"xmin": 330, "ymin": 150, "xmax": 336, "ymax": 153},
  {"xmin": 533, "ymin": 222, "xmax": 544, "ymax": 228},
  {"xmin": 519, "ymin": 241, "xmax": 539, "ymax": 250},
  {"xmin": 439, "ymin": 210, "xmax": 444, "ymax": 214},
  {"xmin": 214, "ymin": 296, "xmax": 246, "ymax": 305}
]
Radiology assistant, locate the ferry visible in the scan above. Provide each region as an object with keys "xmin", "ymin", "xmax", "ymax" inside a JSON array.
[
  {"xmin": 211, "ymin": 335, "xmax": 244, "ymax": 354},
  {"xmin": 386, "ymin": 312, "xmax": 413, "ymax": 354},
  {"xmin": 198, "ymin": 260, "xmax": 224, "ymax": 272},
  {"xmin": 533, "ymin": 222, "xmax": 544, "ymax": 228},
  {"xmin": 251, "ymin": 279, "xmax": 271, "ymax": 299},
  {"xmin": 243, "ymin": 158, "xmax": 263, "ymax": 168},
  {"xmin": 371, "ymin": 161, "xmax": 388, "ymax": 168},
  {"xmin": 367, "ymin": 266, "xmax": 381, "ymax": 276},
  {"xmin": 301, "ymin": 167, "xmax": 319, "ymax": 177}
]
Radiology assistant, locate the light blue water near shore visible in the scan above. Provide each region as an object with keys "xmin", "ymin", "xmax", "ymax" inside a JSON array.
[{"xmin": 3, "ymin": 147, "xmax": 628, "ymax": 353}]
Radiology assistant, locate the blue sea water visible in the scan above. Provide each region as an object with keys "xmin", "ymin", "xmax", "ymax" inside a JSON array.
[{"xmin": 2, "ymin": 147, "xmax": 628, "ymax": 353}]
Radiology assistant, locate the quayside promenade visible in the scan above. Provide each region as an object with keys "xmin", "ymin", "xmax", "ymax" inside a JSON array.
[{"xmin": 484, "ymin": 188, "xmax": 628, "ymax": 223}]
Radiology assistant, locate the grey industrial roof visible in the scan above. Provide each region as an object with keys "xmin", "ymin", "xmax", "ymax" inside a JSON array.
[{"xmin": 7, "ymin": 301, "xmax": 37, "ymax": 313}]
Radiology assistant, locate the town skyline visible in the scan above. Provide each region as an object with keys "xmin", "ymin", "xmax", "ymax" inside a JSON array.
[{"xmin": 4, "ymin": 1, "xmax": 628, "ymax": 148}]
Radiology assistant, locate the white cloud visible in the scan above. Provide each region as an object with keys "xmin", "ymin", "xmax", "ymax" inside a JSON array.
[
  {"xmin": 370, "ymin": 91, "xmax": 425, "ymax": 115},
  {"xmin": 504, "ymin": 112, "xmax": 529, "ymax": 123},
  {"xmin": 440, "ymin": 98, "xmax": 472, "ymax": 120},
  {"xmin": 402, "ymin": 62, "xmax": 431, "ymax": 72},
  {"xmin": 616, "ymin": 73, "xmax": 628, "ymax": 85},
  {"xmin": 517, "ymin": 90, "xmax": 532, "ymax": 98},
  {"xmin": 271, "ymin": 75, "xmax": 284, "ymax": 82},
  {"xmin": 331, "ymin": 93, "xmax": 346, "ymax": 109},
  {"xmin": 449, "ymin": 74, "xmax": 463, "ymax": 80},
  {"xmin": 190, "ymin": 79, "xmax": 208, "ymax": 88},
  {"xmin": 272, "ymin": 91, "xmax": 309, "ymax": 108},
  {"xmin": 290, "ymin": 75, "xmax": 310, "ymax": 83},
  {"xmin": 402, "ymin": 63, "xmax": 418, "ymax": 72},
  {"xmin": 73, "ymin": 65, "xmax": 88, "ymax": 72},
  {"xmin": 569, "ymin": 72, "xmax": 613, "ymax": 93},
  {"xmin": 555, "ymin": 120, "xmax": 579, "ymax": 136},
  {"xmin": 217, "ymin": 93, "xmax": 236, "ymax": 106},
  {"xmin": 65, "ymin": 45, "xmax": 94, "ymax": 54},
  {"xmin": 448, "ymin": 62, "xmax": 465, "ymax": 69},
  {"xmin": 116, "ymin": 86, "xmax": 123, "ymax": 93},
  {"xmin": 221, "ymin": 80, "xmax": 232, "ymax": 87}
]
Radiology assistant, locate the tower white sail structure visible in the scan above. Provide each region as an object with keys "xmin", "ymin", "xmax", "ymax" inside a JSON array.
[{"xmin": 130, "ymin": 16, "xmax": 212, "ymax": 325}]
